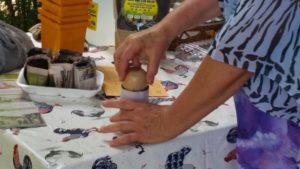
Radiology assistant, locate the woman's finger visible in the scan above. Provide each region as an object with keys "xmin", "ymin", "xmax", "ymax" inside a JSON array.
[
  {"xmin": 102, "ymin": 99, "xmax": 142, "ymax": 110},
  {"xmin": 132, "ymin": 57, "xmax": 141, "ymax": 68},
  {"xmin": 146, "ymin": 50, "xmax": 165, "ymax": 84},
  {"xmin": 113, "ymin": 43, "xmax": 126, "ymax": 78},
  {"xmin": 109, "ymin": 132, "xmax": 138, "ymax": 147},
  {"xmin": 110, "ymin": 110, "xmax": 137, "ymax": 122},
  {"xmin": 99, "ymin": 121, "xmax": 137, "ymax": 133},
  {"xmin": 118, "ymin": 44, "xmax": 140, "ymax": 80}
]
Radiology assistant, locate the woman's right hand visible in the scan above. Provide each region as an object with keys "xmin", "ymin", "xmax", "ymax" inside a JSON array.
[
  {"xmin": 113, "ymin": 0, "xmax": 222, "ymax": 84},
  {"xmin": 114, "ymin": 26, "xmax": 172, "ymax": 84}
]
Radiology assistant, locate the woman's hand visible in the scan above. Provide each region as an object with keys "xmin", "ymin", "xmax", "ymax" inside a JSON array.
[
  {"xmin": 99, "ymin": 100, "xmax": 178, "ymax": 147},
  {"xmin": 114, "ymin": 27, "xmax": 172, "ymax": 84},
  {"xmin": 113, "ymin": 0, "xmax": 222, "ymax": 84}
]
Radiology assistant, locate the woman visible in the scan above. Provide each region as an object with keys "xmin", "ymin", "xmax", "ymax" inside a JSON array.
[{"xmin": 100, "ymin": 0, "xmax": 300, "ymax": 168}]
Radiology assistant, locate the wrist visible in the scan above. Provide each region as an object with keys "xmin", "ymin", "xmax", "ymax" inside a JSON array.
[
  {"xmin": 152, "ymin": 21, "xmax": 180, "ymax": 45},
  {"xmin": 161, "ymin": 105, "xmax": 186, "ymax": 140}
]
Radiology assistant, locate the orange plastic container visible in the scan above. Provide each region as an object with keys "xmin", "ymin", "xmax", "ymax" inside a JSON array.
[
  {"xmin": 40, "ymin": 0, "xmax": 90, "ymax": 17},
  {"xmin": 49, "ymin": 0, "xmax": 91, "ymax": 6},
  {"xmin": 39, "ymin": 14, "xmax": 89, "ymax": 54},
  {"xmin": 38, "ymin": 8, "xmax": 89, "ymax": 24}
]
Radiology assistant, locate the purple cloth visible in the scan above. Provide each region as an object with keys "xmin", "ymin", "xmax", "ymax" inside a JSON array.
[{"xmin": 234, "ymin": 89, "xmax": 300, "ymax": 169}]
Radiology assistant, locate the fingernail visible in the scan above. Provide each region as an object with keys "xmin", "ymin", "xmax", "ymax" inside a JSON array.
[
  {"xmin": 109, "ymin": 141, "xmax": 117, "ymax": 147},
  {"xmin": 101, "ymin": 101, "xmax": 107, "ymax": 105},
  {"xmin": 147, "ymin": 80, "xmax": 153, "ymax": 85},
  {"xmin": 98, "ymin": 127, "xmax": 105, "ymax": 132}
]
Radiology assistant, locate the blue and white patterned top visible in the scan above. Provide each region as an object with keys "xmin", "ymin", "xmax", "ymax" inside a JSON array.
[{"xmin": 208, "ymin": 0, "xmax": 300, "ymax": 126}]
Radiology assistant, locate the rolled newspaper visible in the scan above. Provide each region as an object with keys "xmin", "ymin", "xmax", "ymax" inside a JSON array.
[
  {"xmin": 73, "ymin": 57, "xmax": 97, "ymax": 90},
  {"xmin": 49, "ymin": 49, "xmax": 83, "ymax": 88},
  {"xmin": 27, "ymin": 47, "xmax": 52, "ymax": 58},
  {"xmin": 25, "ymin": 55, "xmax": 50, "ymax": 86},
  {"xmin": 53, "ymin": 49, "xmax": 82, "ymax": 63},
  {"xmin": 48, "ymin": 63, "xmax": 74, "ymax": 88}
]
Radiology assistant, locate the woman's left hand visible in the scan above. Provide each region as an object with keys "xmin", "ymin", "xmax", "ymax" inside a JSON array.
[{"xmin": 99, "ymin": 99, "xmax": 177, "ymax": 147}]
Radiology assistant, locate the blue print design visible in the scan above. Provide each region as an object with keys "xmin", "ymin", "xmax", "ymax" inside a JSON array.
[
  {"xmin": 161, "ymin": 81, "xmax": 184, "ymax": 91},
  {"xmin": 71, "ymin": 108, "xmax": 105, "ymax": 118},
  {"xmin": 165, "ymin": 146, "xmax": 192, "ymax": 169},
  {"xmin": 34, "ymin": 102, "xmax": 56, "ymax": 114},
  {"xmin": 53, "ymin": 128, "xmax": 99, "ymax": 142},
  {"xmin": 92, "ymin": 156, "xmax": 117, "ymax": 169},
  {"xmin": 135, "ymin": 144, "xmax": 145, "ymax": 155},
  {"xmin": 226, "ymin": 127, "xmax": 238, "ymax": 144}
]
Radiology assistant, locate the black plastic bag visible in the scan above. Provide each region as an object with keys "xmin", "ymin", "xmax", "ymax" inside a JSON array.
[{"xmin": 0, "ymin": 21, "xmax": 34, "ymax": 73}]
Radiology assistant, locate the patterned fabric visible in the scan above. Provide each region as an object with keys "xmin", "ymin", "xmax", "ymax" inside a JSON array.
[
  {"xmin": 0, "ymin": 41, "xmax": 237, "ymax": 168},
  {"xmin": 92, "ymin": 156, "xmax": 117, "ymax": 169},
  {"xmin": 165, "ymin": 147, "xmax": 192, "ymax": 169},
  {"xmin": 209, "ymin": 0, "xmax": 300, "ymax": 125},
  {"xmin": 234, "ymin": 89, "xmax": 300, "ymax": 169},
  {"xmin": 209, "ymin": 0, "xmax": 300, "ymax": 168}
]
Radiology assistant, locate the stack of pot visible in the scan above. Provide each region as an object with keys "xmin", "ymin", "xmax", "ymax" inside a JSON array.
[{"xmin": 38, "ymin": 0, "xmax": 91, "ymax": 55}]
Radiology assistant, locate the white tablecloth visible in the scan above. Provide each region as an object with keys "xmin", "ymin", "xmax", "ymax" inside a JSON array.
[{"xmin": 0, "ymin": 47, "xmax": 237, "ymax": 169}]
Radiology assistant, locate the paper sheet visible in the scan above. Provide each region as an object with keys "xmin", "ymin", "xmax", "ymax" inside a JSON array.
[{"xmin": 96, "ymin": 66, "xmax": 167, "ymax": 97}]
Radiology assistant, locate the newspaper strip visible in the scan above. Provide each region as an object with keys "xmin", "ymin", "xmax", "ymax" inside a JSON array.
[
  {"xmin": 25, "ymin": 55, "xmax": 50, "ymax": 86},
  {"xmin": 26, "ymin": 65, "xmax": 48, "ymax": 86},
  {"xmin": 49, "ymin": 63, "xmax": 74, "ymax": 88},
  {"xmin": 74, "ymin": 57, "xmax": 97, "ymax": 90}
]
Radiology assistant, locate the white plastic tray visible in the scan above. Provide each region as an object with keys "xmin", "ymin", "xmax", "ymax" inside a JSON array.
[{"xmin": 16, "ymin": 68, "xmax": 104, "ymax": 98}]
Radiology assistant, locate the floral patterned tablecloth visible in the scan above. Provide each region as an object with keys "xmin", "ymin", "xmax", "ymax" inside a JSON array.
[{"xmin": 0, "ymin": 47, "xmax": 238, "ymax": 169}]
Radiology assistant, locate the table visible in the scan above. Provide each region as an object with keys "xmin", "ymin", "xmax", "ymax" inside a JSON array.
[{"xmin": 0, "ymin": 45, "xmax": 237, "ymax": 169}]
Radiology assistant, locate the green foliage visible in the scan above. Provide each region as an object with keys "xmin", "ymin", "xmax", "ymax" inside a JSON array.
[{"xmin": 0, "ymin": 0, "xmax": 39, "ymax": 31}]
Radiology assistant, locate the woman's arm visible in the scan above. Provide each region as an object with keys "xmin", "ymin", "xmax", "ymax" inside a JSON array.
[
  {"xmin": 114, "ymin": 0, "xmax": 222, "ymax": 84},
  {"xmin": 157, "ymin": 0, "xmax": 222, "ymax": 41},
  {"xmin": 100, "ymin": 56, "xmax": 253, "ymax": 146},
  {"xmin": 165, "ymin": 56, "xmax": 252, "ymax": 135}
]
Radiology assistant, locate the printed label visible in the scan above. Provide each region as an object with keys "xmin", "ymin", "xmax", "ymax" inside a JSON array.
[
  {"xmin": 88, "ymin": 2, "xmax": 98, "ymax": 31},
  {"xmin": 116, "ymin": 0, "xmax": 170, "ymax": 31},
  {"xmin": 123, "ymin": 0, "xmax": 158, "ymax": 17},
  {"xmin": 121, "ymin": 0, "xmax": 158, "ymax": 30}
]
